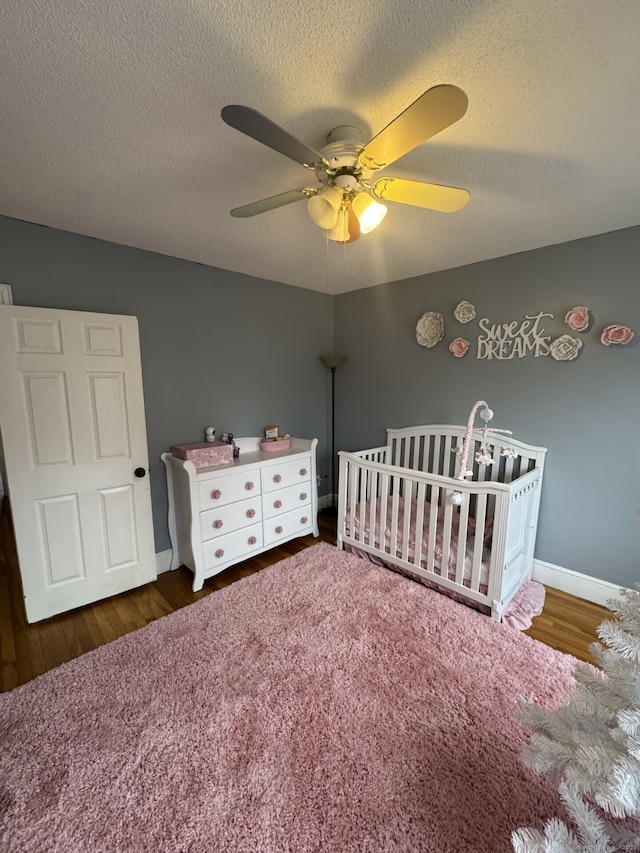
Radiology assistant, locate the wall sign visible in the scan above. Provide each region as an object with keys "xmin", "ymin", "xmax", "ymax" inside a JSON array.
[
  {"xmin": 416, "ymin": 300, "xmax": 635, "ymax": 361},
  {"xmin": 476, "ymin": 312, "xmax": 553, "ymax": 360}
]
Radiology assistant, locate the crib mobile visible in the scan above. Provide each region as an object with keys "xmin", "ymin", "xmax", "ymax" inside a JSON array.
[{"xmin": 450, "ymin": 399, "xmax": 519, "ymax": 505}]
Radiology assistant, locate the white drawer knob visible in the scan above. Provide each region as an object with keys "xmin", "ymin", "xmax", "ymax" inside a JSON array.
[
  {"xmin": 245, "ymin": 481, "xmax": 254, "ymax": 490},
  {"xmin": 275, "ymin": 525, "xmax": 283, "ymax": 535},
  {"xmin": 248, "ymin": 535, "xmax": 257, "ymax": 545},
  {"xmin": 299, "ymin": 468, "xmax": 307, "ymax": 476},
  {"xmin": 215, "ymin": 548, "xmax": 224, "ymax": 558},
  {"xmin": 246, "ymin": 508, "xmax": 256, "ymax": 518},
  {"xmin": 300, "ymin": 516, "xmax": 308, "ymax": 525},
  {"xmin": 273, "ymin": 474, "xmax": 282, "ymax": 483},
  {"xmin": 213, "ymin": 519, "xmax": 223, "ymax": 529},
  {"xmin": 274, "ymin": 499, "xmax": 282, "ymax": 509},
  {"xmin": 299, "ymin": 492, "xmax": 307, "ymax": 501},
  {"xmin": 211, "ymin": 489, "xmax": 222, "ymax": 500}
]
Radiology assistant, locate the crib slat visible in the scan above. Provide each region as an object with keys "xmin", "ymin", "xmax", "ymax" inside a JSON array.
[
  {"xmin": 432, "ymin": 435, "xmax": 443, "ymax": 477},
  {"xmin": 399, "ymin": 437, "xmax": 410, "ymax": 469},
  {"xmin": 390, "ymin": 478, "xmax": 401, "ymax": 560},
  {"xmin": 347, "ymin": 458, "xmax": 358, "ymax": 543},
  {"xmin": 455, "ymin": 497, "xmax": 471, "ymax": 587},
  {"xmin": 367, "ymin": 465, "xmax": 379, "ymax": 553},
  {"xmin": 410, "ymin": 435, "xmax": 420, "ymax": 471},
  {"xmin": 440, "ymin": 498, "xmax": 454, "ymax": 579},
  {"xmin": 475, "ymin": 436, "xmax": 498, "ymax": 517},
  {"xmin": 401, "ymin": 476, "xmax": 413, "ymax": 562},
  {"xmin": 408, "ymin": 436, "xmax": 418, "ymax": 470},
  {"xmin": 426, "ymin": 484, "xmax": 440, "ymax": 573},
  {"xmin": 414, "ymin": 481, "xmax": 427, "ymax": 569},
  {"xmin": 379, "ymin": 472, "xmax": 390, "ymax": 556},
  {"xmin": 355, "ymin": 463, "xmax": 365, "ymax": 546},
  {"xmin": 487, "ymin": 442, "xmax": 501, "ymax": 483},
  {"xmin": 470, "ymin": 492, "xmax": 488, "ymax": 592},
  {"xmin": 415, "ymin": 434, "xmax": 422, "ymax": 470},
  {"xmin": 443, "ymin": 433, "xmax": 457, "ymax": 478},
  {"xmin": 503, "ymin": 453, "xmax": 516, "ymax": 484}
]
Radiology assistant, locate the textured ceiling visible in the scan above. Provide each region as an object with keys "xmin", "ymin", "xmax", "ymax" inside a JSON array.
[{"xmin": 2, "ymin": 0, "xmax": 639, "ymax": 295}]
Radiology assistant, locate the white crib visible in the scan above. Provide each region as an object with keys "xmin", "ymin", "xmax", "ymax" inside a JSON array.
[{"xmin": 337, "ymin": 424, "xmax": 547, "ymax": 621}]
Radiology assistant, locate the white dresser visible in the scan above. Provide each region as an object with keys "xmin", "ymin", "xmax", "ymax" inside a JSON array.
[{"xmin": 161, "ymin": 437, "xmax": 319, "ymax": 591}]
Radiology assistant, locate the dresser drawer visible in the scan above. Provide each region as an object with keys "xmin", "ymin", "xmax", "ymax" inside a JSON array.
[
  {"xmin": 262, "ymin": 457, "xmax": 311, "ymax": 493},
  {"xmin": 263, "ymin": 506, "xmax": 313, "ymax": 546},
  {"xmin": 200, "ymin": 497, "xmax": 263, "ymax": 542},
  {"xmin": 202, "ymin": 523, "xmax": 263, "ymax": 570},
  {"xmin": 263, "ymin": 482, "xmax": 312, "ymax": 519},
  {"xmin": 198, "ymin": 468, "xmax": 261, "ymax": 510}
]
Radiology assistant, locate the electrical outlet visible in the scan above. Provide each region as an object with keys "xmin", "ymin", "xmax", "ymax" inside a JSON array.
[{"xmin": 316, "ymin": 475, "xmax": 322, "ymax": 488}]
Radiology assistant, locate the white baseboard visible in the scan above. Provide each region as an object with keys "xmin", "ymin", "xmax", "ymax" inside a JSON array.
[
  {"xmin": 532, "ymin": 558, "xmax": 626, "ymax": 607},
  {"xmin": 156, "ymin": 549, "xmax": 173, "ymax": 575},
  {"xmin": 318, "ymin": 494, "xmax": 332, "ymax": 511}
]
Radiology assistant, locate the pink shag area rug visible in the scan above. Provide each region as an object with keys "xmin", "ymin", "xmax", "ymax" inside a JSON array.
[{"xmin": 0, "ymin": 542, "xmax": 576, "ymax": 852}]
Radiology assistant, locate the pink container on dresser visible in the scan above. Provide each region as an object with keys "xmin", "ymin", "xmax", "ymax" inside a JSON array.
[{"xmin": 171, "ymin": 441, "xmax": 233, "ymax": 469}]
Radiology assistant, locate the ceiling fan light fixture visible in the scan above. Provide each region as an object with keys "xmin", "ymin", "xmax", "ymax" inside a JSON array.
[
  {"xmin": 326, "ymin": 204, "xmax": 360, "ymax": 244},
  {"xmin": 326, "ymin": 207, "xmax": 350, "ymax": 242},
  {"xmin": 345, "ymin": 205, "xmax": 360, "ymax": 243},
  {"xmin": 308, "ymin": 185, "xmax": 342, "ymax": 230},
  {"xmin": 352, "ymin": 192, "xmax": 387, "ymax": 234}
]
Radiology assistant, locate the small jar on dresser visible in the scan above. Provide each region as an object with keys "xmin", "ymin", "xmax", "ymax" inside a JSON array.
[{"xmin": 161, "ymin": 436, "xmax": 319, "ymax": 591}]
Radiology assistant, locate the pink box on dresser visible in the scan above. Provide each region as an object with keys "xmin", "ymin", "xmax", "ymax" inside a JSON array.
[{"xmin": 171, "ymin": 441, "xmax": 233, "ymax": 469}]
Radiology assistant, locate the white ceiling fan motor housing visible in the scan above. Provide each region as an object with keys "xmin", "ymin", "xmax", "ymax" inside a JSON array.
[{"xmin": 315, "ymin": 126, "xmax": 374, "ymax": 190}]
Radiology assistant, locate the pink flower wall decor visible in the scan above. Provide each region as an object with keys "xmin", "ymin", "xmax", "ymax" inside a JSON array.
[
  {"xmin": 449, "ymin": 337, "xmax": 470, "ymax": 358},
  {"xmin": 600, "ymin": 324, "xmax": 634, "ymax": 346},
  {"xmin": 564, "ymin": 306, "xmax": 590, "ymax": 332}
]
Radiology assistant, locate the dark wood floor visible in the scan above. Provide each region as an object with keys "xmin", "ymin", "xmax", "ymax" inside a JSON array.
[{"xmin": 0, "ymin": 498, "xmax": 610, "ymax": 692}]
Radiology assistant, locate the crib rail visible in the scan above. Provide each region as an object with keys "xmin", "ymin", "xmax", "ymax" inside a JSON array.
[
  {"xmin": 338, "ymin": 451, "xmax": 512, "ymax": 610},
  {"xmin": 337, "ymin": 429, "xmax": 545, "ymax": 620}
]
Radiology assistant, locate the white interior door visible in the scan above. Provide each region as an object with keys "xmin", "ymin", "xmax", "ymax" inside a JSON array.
[{"xmin": 0, "ymin": 305, "xmax": 157, "ymax": 622}]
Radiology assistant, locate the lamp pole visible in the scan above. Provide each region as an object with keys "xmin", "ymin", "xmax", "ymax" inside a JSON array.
[{"xmin": 319, "ymin": 355, "xmax": 347, "ymax": 516}]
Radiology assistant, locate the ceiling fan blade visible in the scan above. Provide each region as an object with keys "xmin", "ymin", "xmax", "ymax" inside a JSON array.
[
  {"xmin": 372, "ymin": 177, "xmax": 470, "ymax": 212},
  {"xmin": 230, "ymin": 187, "xmax": 316, "ymax": 218},
  {"xmin": 359, "ymin": 85, "xmax": 468, "ymax": 172},
  {"xmin": 221, "ymin": 105, "xmax": 325, "ymax": 168}
]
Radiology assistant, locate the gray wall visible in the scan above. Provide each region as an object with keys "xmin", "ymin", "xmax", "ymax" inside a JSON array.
[
  {"xmin": 2, "ymin": 215, "xmax": 639, "ymax": 588},
  {"xmin": 0, "ymin": 216, "xmax": 334, "ymax": 552},
  {"xmin": 334, "ymin": 226, "xmax": 640, "ymax": 589}
]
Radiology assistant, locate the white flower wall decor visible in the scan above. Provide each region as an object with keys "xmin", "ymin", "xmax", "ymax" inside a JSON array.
[
  {"xmin": 550, "ymin": 334, "xmax": 582, "ymax": 361},
  {"xmin": 416, "ymin": 312, "xmax": 444, "ymax": 348},
  {"xmin": 453, "ymin": 301, "xmax": 476, "ymax": 324}
]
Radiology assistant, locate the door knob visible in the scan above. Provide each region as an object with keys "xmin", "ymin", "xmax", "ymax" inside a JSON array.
[{"xmin": 134, "ymin": 467, "xmax": 146, "ymax": 478}]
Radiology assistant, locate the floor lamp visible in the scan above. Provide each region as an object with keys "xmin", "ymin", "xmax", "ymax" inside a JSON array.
[{"xmin": 319, "ymin": 355, "xmax": 347, "ymax": 516}]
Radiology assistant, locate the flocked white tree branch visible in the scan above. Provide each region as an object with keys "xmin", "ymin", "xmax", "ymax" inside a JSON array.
[{"xmin": 513, "ymin": 587, "xmax": 640, "ymax": 851}]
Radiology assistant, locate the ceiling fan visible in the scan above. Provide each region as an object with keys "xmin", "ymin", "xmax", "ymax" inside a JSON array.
[{"xmin": 221, "ymin": 85, "xmax": 470, "ymax": 244}]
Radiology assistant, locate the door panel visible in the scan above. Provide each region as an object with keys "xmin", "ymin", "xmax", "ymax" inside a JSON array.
[
  {"xmin": 100, "ymin": 485, "xmax": 138, "ymax": 568},
  {"xmin": 38, "ymin": 493, "xmax": 85, "ymax": 583},
  {"xmin": 88, "ymin": 372, "xmax": 130, "ymax": 459},
  {"xmin": 24, "ymin": 372, "xmax": 74, "ymax": 466},
  {"xmin": 0, "ymin": 305, "xmax": 157, "ymax": 622}
]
